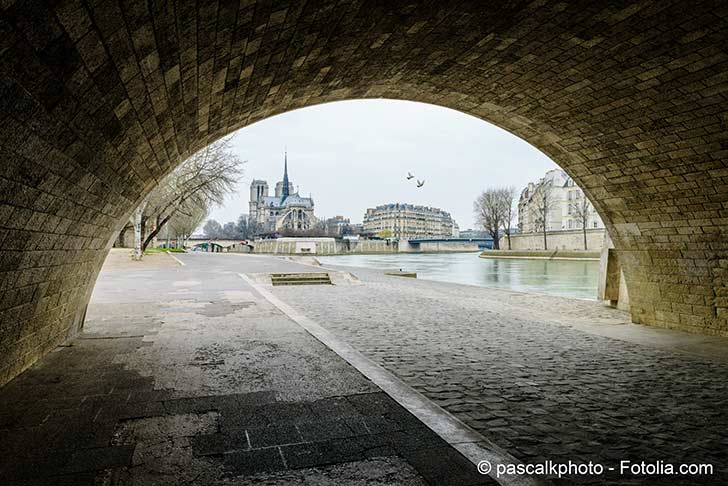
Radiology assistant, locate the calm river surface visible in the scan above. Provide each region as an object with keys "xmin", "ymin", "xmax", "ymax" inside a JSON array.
[{"xmin": 318, "ymin": 252, "xmax": 600, "ymax": 300}]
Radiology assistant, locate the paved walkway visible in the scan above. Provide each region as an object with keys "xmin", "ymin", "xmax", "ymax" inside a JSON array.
[
  {"xmin": 266, "ymin": 257, "xmax": 728, "ymax": 485},
  {"xmin": 4, "ymin": 251, "xmax": 728, "ymax": 485},
  {"xmin": 0, "ymin": 250, "xmax": 491, "ymax": 486}
]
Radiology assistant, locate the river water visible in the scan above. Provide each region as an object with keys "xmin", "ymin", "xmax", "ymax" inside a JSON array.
[{"xmin": 318, "ymin": 252, "xmax": 600, "ymax": 300}]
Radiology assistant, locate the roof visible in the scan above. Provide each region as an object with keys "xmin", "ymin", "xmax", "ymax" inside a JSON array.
[
  {"xmin": 367, "ymin": 203, "xmax": 451, "ymax": 218},
  {"xmin": 261, "ymin": 194, "xmax": 314, "ymax": 209},
  {"xmin": 282, "ymin": 195, "xmax": 313, "ymax": 208},
  {"xmin": 262, "ymin": 196, "xmax": 281, "ymax": 206}
]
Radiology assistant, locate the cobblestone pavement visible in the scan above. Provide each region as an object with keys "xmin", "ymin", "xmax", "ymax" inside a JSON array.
[
  {"xmin": 270, "ymin": 261, "xmax": 728, "ymax": 485},
  {"xmin": 0, "ymin": 251, "xmax": 492, "ymax": 486}
]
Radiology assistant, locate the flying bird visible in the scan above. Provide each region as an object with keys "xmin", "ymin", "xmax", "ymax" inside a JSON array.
[
  {"xmin": 416, "ymin": 180, "xmax": 425, "ymax": 188},
  {"xmin": 406, "ymin": 172, "xmax": 414, "ymax": 180}
]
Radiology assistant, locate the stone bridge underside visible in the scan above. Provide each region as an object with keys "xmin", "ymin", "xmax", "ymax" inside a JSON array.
[{"xmin": 1, "ymin": 1, "xmax": 728, "ymax": 385}]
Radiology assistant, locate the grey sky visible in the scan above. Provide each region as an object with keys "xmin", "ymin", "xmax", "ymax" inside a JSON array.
[{"xmin": 208, "ymin": 99, "xmax": 557, "ymax": 230}]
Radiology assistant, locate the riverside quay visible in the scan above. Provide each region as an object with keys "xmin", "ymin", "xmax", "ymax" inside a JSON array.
[{"xmin": 2, "ymin": 2, "xmax": 728, "ymax": 485}]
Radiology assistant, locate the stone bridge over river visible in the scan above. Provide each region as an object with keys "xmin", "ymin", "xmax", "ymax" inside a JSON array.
[{"xmin": 1, "ymin": 0, "xmax": 728, "ymax": 387}]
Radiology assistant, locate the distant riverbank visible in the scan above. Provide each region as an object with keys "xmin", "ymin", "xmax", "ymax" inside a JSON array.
[
  {"xmin": 318, "ymin": 252, "xmax": 600, "ymax": 300},
  {"xmin": 479, "ymin": 249, "xmax": 601, "ymax": 261}
]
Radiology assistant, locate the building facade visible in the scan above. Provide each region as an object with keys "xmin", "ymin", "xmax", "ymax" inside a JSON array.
[
  {"xmin": 362, "ymin": 203, "xmax": 458, "ymax": 239},
  {"xmin": 249, "ymin": 154, "xmax": 316, "ymax": 232},
  {"xmin": 323, "ymin": 216, "xmax": 353, "ymax": 236},
  {"xmin": 518, "ymin": 169, "xmax": 604, "ymax": 233}
]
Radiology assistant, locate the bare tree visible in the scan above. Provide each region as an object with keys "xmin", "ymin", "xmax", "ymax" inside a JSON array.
[
  {"xmin": 474, "ymin": 189, "xmax": 505, "ymax": 249},
  {"xmin": 534, "ymin": 179, "xmax": 555, "ymax": 250},
  {"xmin": 242, "ymin": 217, "xmax": 260, "ymax": 239},
  {"xmin": 132, "ymin": 137, "xmax": 244, "ymax": 256},
  {"xmin": 168, "ymin": 206, "xmax": 208, "ymax": 250},
  {"xmin": 570, "ymin": 190, "xmax": 592, "ymax": 250},
  {"xmin": 500, "ymin": 186, "xmax": 517, "ymax": 250},
  {"xmin": 203, "ymin": 219, "xmax": 223, "ymax": 239}
]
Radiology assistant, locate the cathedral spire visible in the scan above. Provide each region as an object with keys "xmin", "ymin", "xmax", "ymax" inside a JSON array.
[{"xmin": 282, "ymin": 151, "xmax": 290, "ymax": 199}]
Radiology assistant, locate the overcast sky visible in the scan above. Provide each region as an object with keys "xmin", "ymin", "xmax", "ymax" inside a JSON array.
[{"xmin": 208, "ymin": 99, "xmax": 558, "ymax": 230}]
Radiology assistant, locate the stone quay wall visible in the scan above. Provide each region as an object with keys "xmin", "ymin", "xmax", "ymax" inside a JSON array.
[
  {"xmin": 508, "ymin": 229, "xmax": 606, "ymax": 251},
  {"xmin": 252, "ymin": 239, "xmax": 398, "ymax": 255},
  {"xmin": 400, "ymin": 240, "xmax": 483, "ymax": 253},
  {"xmin": 252, "ymin": 238, "xmax": 485, "ymax": 255}
]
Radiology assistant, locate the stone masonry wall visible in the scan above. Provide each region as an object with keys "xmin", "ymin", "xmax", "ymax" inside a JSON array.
[
  {"xmin": 1, "ymin": 1, "xmax": 728, "ymax": 385},
  {"xmin": 252, "ymin": 239, "xmax": 397, "ymax": 255},
  {"xmin": 400, "ymin": 241, "xmax": 483, "ymax": 253},
  {"xmin": 509, "ymin": 229, "xmax": 606, "ymax": 251}
]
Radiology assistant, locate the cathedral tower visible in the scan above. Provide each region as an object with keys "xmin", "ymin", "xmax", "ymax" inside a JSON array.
[
  {"xmin": 249, "ymin": 180, "xmax": 268, "ymax": 225},
  {"xmin": 274, "ymin": 152, "xmax": 295, "ymax": 198},
  {"xmin": 282, "ymin": 152, "xmax": 290, "ymax": 199}
]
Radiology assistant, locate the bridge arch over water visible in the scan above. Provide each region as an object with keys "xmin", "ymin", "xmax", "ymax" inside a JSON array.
[{"xmin": 1, "ymin": 1, "xmax": 727, "ymax": 383}]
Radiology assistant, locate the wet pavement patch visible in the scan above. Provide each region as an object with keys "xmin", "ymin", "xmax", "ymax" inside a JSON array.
[
  {"xmin": 212, "ymin": 392, "xmax": 494, "ymax": 484},
  {"xmin": 111, "ymin": 412, "xmax": 220, "ymax": 445},
  {"xmin": 1, "ymin": 385, "xmax": 494, "ymax": 484},
  {"xmin": 226, "ymin": 456, "xmax": 428, "ymax": 485},
  {"xmin": 196, "ymin": 300, "xmax": 255, "ymax": 317}
]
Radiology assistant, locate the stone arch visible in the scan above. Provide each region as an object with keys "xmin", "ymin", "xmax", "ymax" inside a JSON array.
[
  {"xmin": 1, "ymin": 1, "xmax": 727, "ymax": 384},
  {"xmin": 191, "ymin": 242, "xmax": 225, "ymax": 252}
]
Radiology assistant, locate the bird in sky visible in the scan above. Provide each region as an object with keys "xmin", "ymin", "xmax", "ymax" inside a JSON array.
[
  {"xmin": 406, "ymin": 172, "xmax": 414, "ymax": 180},
  {"xmin": 416, "ymin": 180, "xmax": 425, "ymax": 188}
]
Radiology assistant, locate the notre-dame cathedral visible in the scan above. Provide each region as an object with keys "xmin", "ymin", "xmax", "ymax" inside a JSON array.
[{"xmin": 248, "ymin": 153, "xmax": 316, "ymax": 232}]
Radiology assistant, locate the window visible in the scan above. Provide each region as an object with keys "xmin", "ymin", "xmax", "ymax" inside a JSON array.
[{"xmin": 593, "ymin": 221, "xmax": 598, "ymax": 228}]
